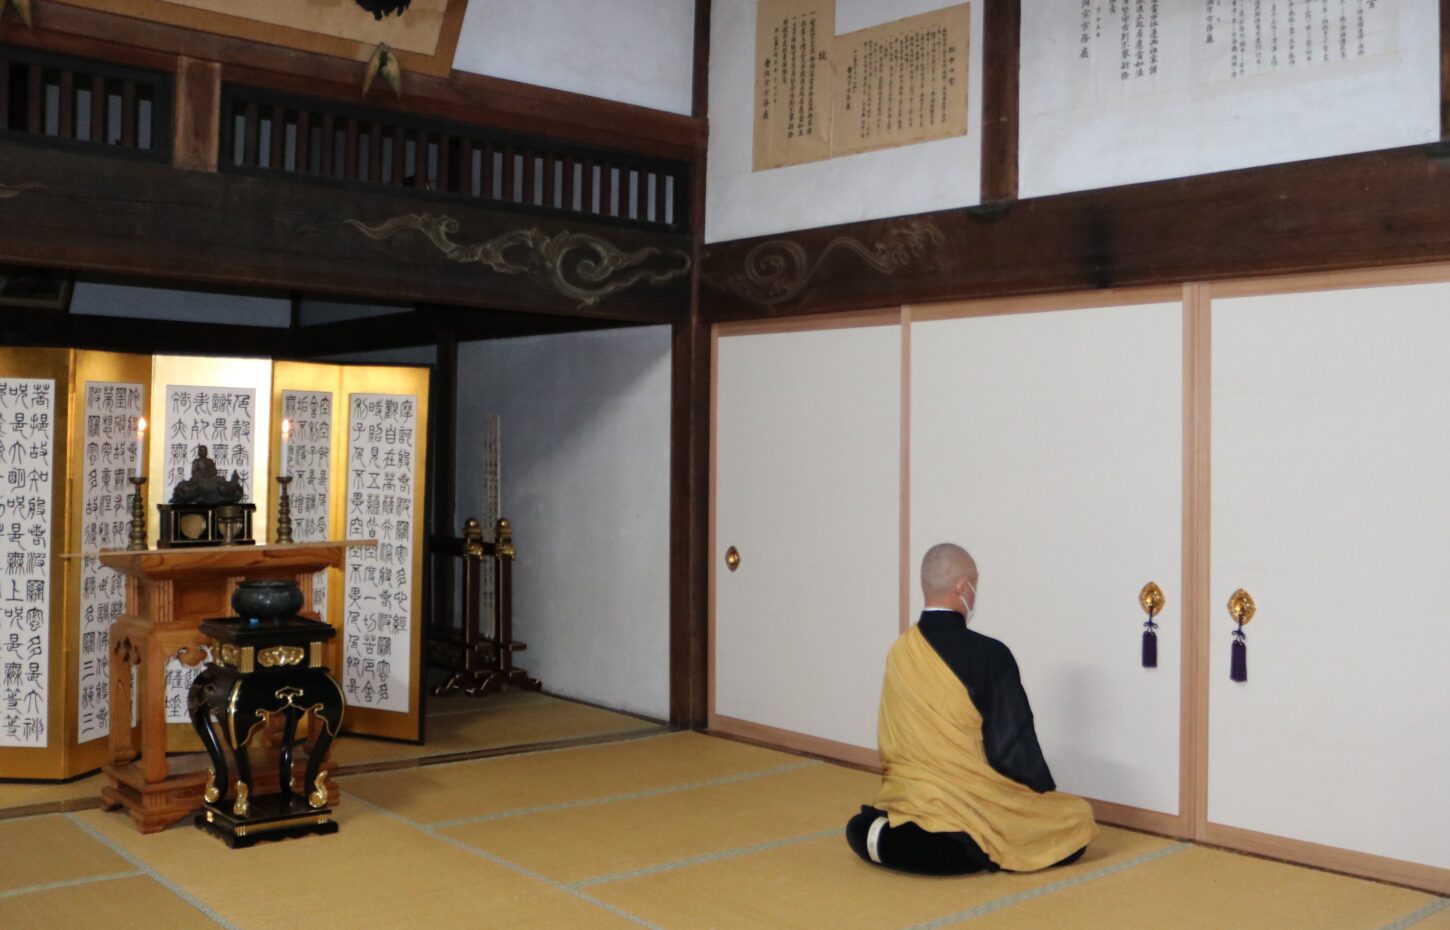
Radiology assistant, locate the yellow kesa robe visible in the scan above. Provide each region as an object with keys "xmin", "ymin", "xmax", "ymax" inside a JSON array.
[{"xmin": 873, "ymin": 624, "xmax": 1099, "ymax": 872}]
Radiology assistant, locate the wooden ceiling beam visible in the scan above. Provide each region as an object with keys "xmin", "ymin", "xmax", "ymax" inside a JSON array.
[
  {"xmin": 0, "ymin": 141, "xmax": 691, "ymax": 324},
  {"xmin": 0, "ymin": 7, "xmax": 704, "ymax": 162},
  {"xmin": 700, "ymin": 142, "xmax": 1450, "ymax": 321}
]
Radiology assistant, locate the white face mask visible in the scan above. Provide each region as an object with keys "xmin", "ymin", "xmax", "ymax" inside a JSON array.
[{"xmin": 959, "ymin": 578, "xmax": 977, "ymax": 623}]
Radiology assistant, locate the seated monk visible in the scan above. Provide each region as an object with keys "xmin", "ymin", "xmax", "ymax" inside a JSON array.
[{"xmin": 846, "ymin": 543, "xmax": 1098, "ymax": 875}]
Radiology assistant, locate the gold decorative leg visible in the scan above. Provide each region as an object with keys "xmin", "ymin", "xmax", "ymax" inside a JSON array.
[
  {"xmin": 308, "ymin": 771, "xmax": 329, "ymax": 810},
  {"xmin": 203, "ymin": 767, "xmax": 221, "ymax": 804},
  {"xmin": 233, "ymin": 781, "xmax": 250, "ymax": 818}
]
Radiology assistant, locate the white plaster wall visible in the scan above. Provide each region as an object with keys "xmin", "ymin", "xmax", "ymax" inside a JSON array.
[
  {"xmin": 70, "ymin": 282, "xmax": 291, "ymax": 327},
  {"xmin": 1019, "ymin": 1, "xmax": 1440, "ymax": 197},
  {"xmin": 453, "ymin": 0, "xmax": 697, "ymax": 115},
  {"xmin": 706, "ymin": 0, "xmax": 983, "ymax": 243},
  {"xmin": 455, "ymin": 327, "xmax": 672, "ymax": 719}
]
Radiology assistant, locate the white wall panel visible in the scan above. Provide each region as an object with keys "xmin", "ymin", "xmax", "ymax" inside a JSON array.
[
  {"xmin": 911, "ymin": 303, "xmax": 1183, "ymax": 814},
  {"xmin": 454, "ymin": 0, "xmax": 696, "ymax": 115},
  {"xmin": 1211, "ymin": 283, "xmax": 1450, "ymax": 868},
  {"xmin": 706, "ymin": 0, "xmax": 983, "ymax": 243},
  {"xmin": 713, "ymin": 325, "xmax": 900, "ymax": 749}
]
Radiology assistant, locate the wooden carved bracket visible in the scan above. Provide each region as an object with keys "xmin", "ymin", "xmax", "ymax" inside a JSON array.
[{"xmin": 706, "ymin": 218, "xmax": 953, "ymax": 309}]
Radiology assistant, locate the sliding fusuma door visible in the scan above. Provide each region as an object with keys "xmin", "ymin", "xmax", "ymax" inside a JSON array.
[
  {"xmin": 909, "ymin": 294, "xmax": 1186, "ymax": 828},
  {"xmin": 711, "ymin": 319, "xmax": 901, "ymax": 764}
]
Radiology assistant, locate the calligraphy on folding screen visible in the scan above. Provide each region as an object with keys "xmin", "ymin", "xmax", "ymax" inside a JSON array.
[
  {"xmin": 162, "ymin": 384, "xmax": 256, "ymax": 722},
  {"xmin": 0, "ymin": 379, "xmax": 55, "ymax": 748},
  {"xmin": 282, "ymin": 390, "xmax": 334, "ymax": 617},
  {"xmin": 77, "ymin": 382, "xmax": 143, "ymax": 744},
  {"xmin": 345, "ymin": 393, "xmax": 418, "ymax": 713}
]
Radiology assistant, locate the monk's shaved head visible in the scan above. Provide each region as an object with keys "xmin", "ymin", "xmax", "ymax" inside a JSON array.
[{"xmin": 921, "ymin": 543, "xmax": 978, "ymax": 598}]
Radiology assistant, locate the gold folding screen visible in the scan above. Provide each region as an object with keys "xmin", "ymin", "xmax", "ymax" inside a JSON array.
[{"xmin": 0, "ymin": 352, "xmax": 428, "ymax": 780}]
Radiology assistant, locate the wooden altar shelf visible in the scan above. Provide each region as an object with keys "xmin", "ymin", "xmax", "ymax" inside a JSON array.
[{"xmin": 98, "ymin": 541, "xmax": 371, "ymax": 833}]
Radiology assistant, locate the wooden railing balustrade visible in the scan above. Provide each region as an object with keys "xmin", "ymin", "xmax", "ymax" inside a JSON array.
[
  {"xmin": 0, "ymin": 43, "xmax": 171, "ymax": 159},
  {"xmin": 220, "ymin": 85, "xmax": 690, "ymax": 231}
]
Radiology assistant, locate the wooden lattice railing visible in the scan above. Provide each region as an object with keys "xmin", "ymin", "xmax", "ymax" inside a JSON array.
[
  {"xmin": 220, "ymin": 84, "xmax": 690, "ymax": 231},
  {"xmin": 0, "ymin": 43, "xmax": 171, "ymax": 159}
]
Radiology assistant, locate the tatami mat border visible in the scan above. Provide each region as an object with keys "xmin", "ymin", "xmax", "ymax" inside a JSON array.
[
  {"xmin": 1378, "ymin": 897, "xmax": 1450, "ymax": 930},
  {"xmin": 427, "ymin": 758, "xmax": 821, "ymax": 828},
  {"xmin": 0, "ymin": 870, "xmax": 143, "ymax": 901},
  {"xmin": 899, "ymin": 843, "xmax": 1192, "ymax": 930},
  {"xmin": 66, "ymin": 813, "xmax": 244, "ymax": 930},
  {"xmin": 568, "ymin": 827, "xmax": 840, "ymax": 889},
  {"xmin": 346, "ymin": 793, "xmax": 670, "ymax": 930}
]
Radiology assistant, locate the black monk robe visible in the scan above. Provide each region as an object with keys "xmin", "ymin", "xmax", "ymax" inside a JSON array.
[{"xmin": 871, "ymin": 611, "xmax": 1098, "ymax": 871}]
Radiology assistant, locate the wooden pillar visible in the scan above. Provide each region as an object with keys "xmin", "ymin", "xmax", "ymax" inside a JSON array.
[
  {"xmin": 173, "ymin": 57, "xmax": 221, "ymax": 172},
  {"xmin": 670, "ymin": 0, "xmax": 712, "ymax": 729},
  {"xmin": 981, "ymin": 0, "xmax": 1020, "ymax": 203},
  {"xmin": 428, "ymin": 327, "xmax": 460, "ymax": 665}
]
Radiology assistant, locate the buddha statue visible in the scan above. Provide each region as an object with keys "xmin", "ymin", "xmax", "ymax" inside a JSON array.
[{"xmin": 170, "ymin": 445, "xmax": 245, "ymax": 506}]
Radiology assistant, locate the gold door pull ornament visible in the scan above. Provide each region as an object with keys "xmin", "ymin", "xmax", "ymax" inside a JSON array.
[
  {"xmin": 1227, "ymin": 589, "xmax": 1256, "ymax": 625},
  {"xmin": 1227, "ymin": 588, "xmax": 1256, "ymax": 683},
  {"xmin": 725, "ymin": 546, "xmax": 741, "ymax": 572},
  {"xmin": 1139, "ymin": 582, "xmax": 1165, "ymax": 668}
]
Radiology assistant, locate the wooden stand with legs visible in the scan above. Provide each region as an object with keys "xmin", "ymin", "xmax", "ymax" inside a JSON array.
[{"xmin": 429, "ymin": 517, "xmax": 539, "ymax": 697}]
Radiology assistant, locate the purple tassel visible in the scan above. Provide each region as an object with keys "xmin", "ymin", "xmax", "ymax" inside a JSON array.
[
  {"xmin": 1141, "ymin": 628, "xmax": 1157, "ymax": 667},
  {"xmin": 1230, "ymin": 629, "xmax": 1247, "ymax": 682}
]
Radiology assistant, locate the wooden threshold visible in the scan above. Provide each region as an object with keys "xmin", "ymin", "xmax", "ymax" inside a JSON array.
[{"xmin": 1201, "ymin": 821, "xmax": 1450, "ymax": 897}]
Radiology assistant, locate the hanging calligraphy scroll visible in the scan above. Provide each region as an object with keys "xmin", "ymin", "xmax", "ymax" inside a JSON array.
[
  {"xmin": 832, "ymin": 5, "xmax": 970, "ymax": 157},
  {"xmin": 77, "ymin": 381, "xmax": 143, "ymax": 744},
  {"xmin": 753, "ymin": 0, "xmax": 835, "ymax": 170},
  {"xmin": 281, "ymin": 390, "xmax": 334, "ymax": 616},
  {"xmin": 0, "ymin": 378, "xmax": 55, "ymax": 748},
  {"xmin": 1019, "ymin": 0, "xmax": 1434, "ymax": 197},
  {"xmin": 344, "ymin": 392, "xmax": 418, "ymax": 714},
  {"xmin": 753, "ymin": 1, "xmax": 971, "ymax": 170}
]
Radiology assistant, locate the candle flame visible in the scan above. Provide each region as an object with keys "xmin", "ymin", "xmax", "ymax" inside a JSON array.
[
  {"xmin": 281, "ymin": 418, "xmax": 291, "ymax": 436},
  {"xmin": 137, "ymin": 416, "xmax": 147, "ymax": 433}
]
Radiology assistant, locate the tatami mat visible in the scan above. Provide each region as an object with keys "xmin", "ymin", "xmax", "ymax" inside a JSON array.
[
  {"xmin": 328, "ymin": 690, "xmax": 662, "ymax": 766},
  {"xmin": 0, "ymin": 814, "xmax": 133, "ymax": 893},
  {"xmin": 441, "ymin": 760, "xmax": 876, "ymax": 884},
  {"xmin": 0, "ymin": 691, "xmax": 662, "ymax": 818},
  {"xmin": 963, "ymin": 845, "xmax": 1438, "ymax": 930},
  {"xmin": 0, "ymin": 771, "xmax": 106, "ymax": 816},
  {"xmin": 587, "ymin": 822, "xmax": 1179, "ymax": 930},
  {"xmin": 0, "ymin": 875, "xmax": 219, "ymax": 930},
  {"xmin": 71, "ymin": 802, "xmax": 643, "ymax": 930},
  {"xmin": 3, "ymin": 731, "xmax": 1445, "ymax": 930},
  {"xmin": 342, "ymin": 730, "xmax": 798, "ymax": 824}
]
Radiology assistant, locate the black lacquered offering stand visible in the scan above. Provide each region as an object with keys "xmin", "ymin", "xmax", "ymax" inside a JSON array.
[{"xmin": 188, "ymin": 614, "xmax": 345, "ymax": 848}]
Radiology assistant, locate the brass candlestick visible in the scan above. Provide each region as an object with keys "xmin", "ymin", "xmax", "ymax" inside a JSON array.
[
  {"xmin": 127, "ymin": 476, "xmax": 147, "ymax": 550},
  {"xmin": 275, "ymin": 476, "xmax": 294, "ymax": 544}
]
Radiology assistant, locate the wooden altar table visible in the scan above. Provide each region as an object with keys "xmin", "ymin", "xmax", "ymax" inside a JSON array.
[{"xmin": 99, "ymin": 541, "xmax": 371, "ymax": 833}]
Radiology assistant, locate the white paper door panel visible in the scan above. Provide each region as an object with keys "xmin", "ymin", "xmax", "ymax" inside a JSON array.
[
  {"xmin": 911, "ymin": 304, "xmax": 1183, "ymax": 814},
  {"xmin": 714, "ymin": 326, "xmax": 901, "ymax": 750},
  {"xmin": 1211, "ymin": 284, "xmax": 1450, "ymax": 868}
]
